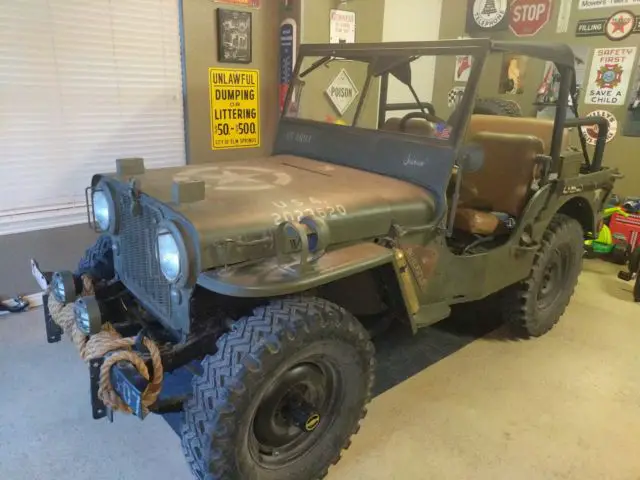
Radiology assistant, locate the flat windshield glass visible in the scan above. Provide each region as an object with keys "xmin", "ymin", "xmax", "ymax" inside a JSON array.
[{"xmin": 284, "ymin": 54, "xmax": 465, "ymax": 142}]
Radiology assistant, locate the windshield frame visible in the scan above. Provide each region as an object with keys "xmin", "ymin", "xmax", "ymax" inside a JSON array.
[{"xmin": 281, "ymin": 43, "xmax": 490, "ymax": 149}]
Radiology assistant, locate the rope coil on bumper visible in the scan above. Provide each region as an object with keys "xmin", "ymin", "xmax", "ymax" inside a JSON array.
[{"xmin": 47, "ymin": 276, "xmax": 163, "ymax": 416}]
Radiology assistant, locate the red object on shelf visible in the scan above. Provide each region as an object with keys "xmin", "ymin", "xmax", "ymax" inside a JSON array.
[{"xmin": 610, "ymin": 212, "xmax": 640, "ymax": 250}]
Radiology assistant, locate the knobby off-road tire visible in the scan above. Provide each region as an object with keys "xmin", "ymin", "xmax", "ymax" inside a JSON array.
[
  {"xmin": 503, "ymin": 214, "xmax": 584, "ymax": 338},
  {"xmin": 181, "ymin": 297, "xmax": 375, "ymax": 480}
]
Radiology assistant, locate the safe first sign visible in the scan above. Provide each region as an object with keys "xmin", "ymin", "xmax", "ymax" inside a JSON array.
[
  {"xmin": 509, "ymin": 0, "xmax": 552, "ymax": 37},
  {"xmin": 209, "ymin": 68, "xmax": 260, "ymax": 150}
]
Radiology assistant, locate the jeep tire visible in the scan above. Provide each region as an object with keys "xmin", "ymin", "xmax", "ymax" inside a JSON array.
[
  {"xmin": 473, "ymin": 98, "xmax": 522, "ymax": 117},
  {"xmin": 503, "ymin": 214, "xmax": 584, "ymax": 337},
  {"xmin": 181, "ymin": 297, "xmax": 374, "ymax": 480}
]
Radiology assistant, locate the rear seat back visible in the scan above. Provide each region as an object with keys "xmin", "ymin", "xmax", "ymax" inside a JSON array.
[{"xmin": 466, "ymin": 114, "xmax": 568, "ymax": 153}]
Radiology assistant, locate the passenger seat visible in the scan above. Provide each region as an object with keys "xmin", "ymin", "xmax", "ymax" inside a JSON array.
[
  {"xmin": 452, "ymin": 115, "xmax": 568, "ymax": 236},
  {"xmin": 454, "ymin": 131, "xmax": 545, "ymax": 236}
]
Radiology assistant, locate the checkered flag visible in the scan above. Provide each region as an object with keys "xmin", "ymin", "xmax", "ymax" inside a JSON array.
[{"xmin": 448, "ymin": 87, "xmax": 465, "ymax": 108}]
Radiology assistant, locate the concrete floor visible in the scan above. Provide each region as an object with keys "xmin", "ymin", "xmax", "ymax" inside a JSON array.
[{"xmin": 1, "ymin": 260, "xmax": 638, "ymax": 480}]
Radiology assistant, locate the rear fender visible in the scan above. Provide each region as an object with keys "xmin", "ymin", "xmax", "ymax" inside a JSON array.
[
  {"xmin": 197, "ymin": 242, "xmax": 396, "ymax": 298},
  {"xmin": 518, "ymin": 172, "xmax": 615, "ymax": 242}
]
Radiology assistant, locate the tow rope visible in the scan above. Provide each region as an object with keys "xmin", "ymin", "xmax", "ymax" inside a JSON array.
[{"xmin": 47, "ymin": 275, "xmax": 163, "ymax": 416}]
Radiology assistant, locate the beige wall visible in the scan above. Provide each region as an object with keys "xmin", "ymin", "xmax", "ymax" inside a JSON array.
[
  {"xmin": 435, "ymin": 1, "xmax": 640, "ymax": 196},
  {"xmin": 299, "ymin": 0, "xmax": 385, "ymax": 128},
  {"xmin": 181, "ymin": 0, "xmax": 279, "ymax": 164}
]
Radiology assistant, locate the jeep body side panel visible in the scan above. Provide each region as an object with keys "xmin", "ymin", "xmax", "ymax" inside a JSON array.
[
  {"xmin": 405, "ymin": 170, "xmax": 618, "ymax": 314},
  {"xmin": 401, "ymin": 234, "xmax": 536, "ymax": 310},
  {"xmin": 197, "ymin": 242, "xmax": 394, "ymax": 297}
]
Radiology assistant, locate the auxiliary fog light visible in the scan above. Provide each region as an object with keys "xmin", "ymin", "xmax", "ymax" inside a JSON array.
[
  {"xmin": 73, "ymin": 295, "xmax": 103, "ymax": 336},
  {"xmin": 51, "ymin": 270, "xmax": 79, "ymax": 305}
]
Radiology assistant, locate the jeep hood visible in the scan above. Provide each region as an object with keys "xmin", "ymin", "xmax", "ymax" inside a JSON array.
[{"xmin": 101, "ymin": 155, "xmax": 436, "ymax": 269}]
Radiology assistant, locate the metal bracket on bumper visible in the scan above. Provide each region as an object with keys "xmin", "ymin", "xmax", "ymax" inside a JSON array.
[
  {"xmin": 89, "ymin": 358, "xmax": 113, "ymax": 421},
  {"xmin": 43, "ymin": 293, "xmax": 63, "ymax": 344}
]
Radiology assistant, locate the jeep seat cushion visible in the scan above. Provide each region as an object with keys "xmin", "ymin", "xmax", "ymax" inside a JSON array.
[
  {"xmin": 454, "ymin": 132, "xmax": 544, "ymax": 235},
  {"xmin": 382, "ymin": 117, "xmax": 435, "ymax": 137},
  {"xmin": 466, "ymin": 114, "xmax": 568, "ymax": 153},
  {"xmin": 454, "ymin": 208, "xmax": 504, "ymax": 236}
]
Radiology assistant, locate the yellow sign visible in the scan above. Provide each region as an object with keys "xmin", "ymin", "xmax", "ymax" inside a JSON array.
[{"xmin": 209, "ymin": 68, "xmax": 260, "ymax": 150}]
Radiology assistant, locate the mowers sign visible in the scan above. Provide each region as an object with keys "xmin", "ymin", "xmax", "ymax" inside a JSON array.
[{"xmin": 510, "ymin": 0, "xmax": 552, "ymax": 37}]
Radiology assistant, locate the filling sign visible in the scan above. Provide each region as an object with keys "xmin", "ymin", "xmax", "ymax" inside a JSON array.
[
  {"xmin": 325, "ymin": 69, "xmax": 359, "ymax": 116},
  {"xmin": 209, "ymin": 68, "xmax": 260, "ymax": 150}
]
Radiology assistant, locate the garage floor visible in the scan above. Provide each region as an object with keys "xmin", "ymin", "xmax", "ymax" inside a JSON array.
[{"xmin": 1, "ymin": 260, "xmax": 638, "ymax": 480}]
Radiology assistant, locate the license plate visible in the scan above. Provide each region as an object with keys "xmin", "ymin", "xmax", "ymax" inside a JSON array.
[{"xmin": 111, "ymin": 362, "xmax": 146, "ymax": 419}]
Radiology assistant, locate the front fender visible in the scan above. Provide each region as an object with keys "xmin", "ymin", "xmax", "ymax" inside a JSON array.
[{"xmin": 197, "ymin": 242, "xmax": 394, "ymax": 298}]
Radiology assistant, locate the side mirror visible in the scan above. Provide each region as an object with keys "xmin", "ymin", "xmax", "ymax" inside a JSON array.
[{"xmin": 458, "ymin": 143, "xmax": 484, "ymax": 173}]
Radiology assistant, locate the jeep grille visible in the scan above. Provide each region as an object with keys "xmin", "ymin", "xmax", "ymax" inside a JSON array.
[{"xmin": 117, "ymin": 193, "xmax": 172, "ymax": 320}]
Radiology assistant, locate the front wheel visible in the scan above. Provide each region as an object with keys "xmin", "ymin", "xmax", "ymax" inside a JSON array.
[
  {"xmin": 503, "ymin": 214, "xmax": 584, "ymax": 337},
  {"xmin": 181, "ymin": 297, "xmax": 375, "ymax": 480}
]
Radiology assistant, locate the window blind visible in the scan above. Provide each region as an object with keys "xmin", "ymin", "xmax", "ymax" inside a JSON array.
[{"xmin": 0, "ymin": 0, "xmax": 186, "ymax": 235}]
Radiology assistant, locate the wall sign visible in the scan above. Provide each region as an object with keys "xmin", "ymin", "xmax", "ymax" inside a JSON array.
[
  {"xmin": 499, "ymin": 55, "xmax": 528, "ymax": 94},
  {"xmin": 209, "ymin": 68, "xmax": 260, "ymax": 150},
  {"xmin": 466, "ymin": 0, "xmax": 510, "ymax": 32},
  {"xmin": 216, "ymin": 9, "xmax": 252, "ymax": 64},
  {"xmin": 325, "ymin": 69, "xmax": 359, "ymax": 116},
  {"xmin": 579, "ymin": 0, "xmax": 640, "ymax": 9},
  {"xmin": 214, "ymin": 0, "xmax": 260, "ymax": 7},
  {"xmin": 585, "ymin": 47, "xmax": 637, "ymax": 105},
  {"xmin": 454, "ymin": 55, "xmax": 473, "ymax": 83},
  {"xmin": 581, "ymin": 110, "xmax": 618, "ymax": 145},
  {"xmin": 448, "ymin": 87, "xmax": 466, "ymax": 108},
  {"xmin": 330, "ymin": 9, "xmax": 356, "ymax": 44},
  {"xmin": 556, "ymin": 0, "xmax": 572, "ymax": 33},
  {"xmin": 623, "ymin": 62, "xmax": 640, "ymax": 137},
  {"xmin": 536, "ymin": 46, "xmax": 589, "ymax": 119},
  {"xmin": 576, "ymin": 10, "xmax": 640, "ymax": 40},
  {"xmin": 509, "ymin": 0, "xmax": 552, "ymax": 37},
  {"xmin": 279, "ymin": 19, "xmax": 297, "ymax": 112}
]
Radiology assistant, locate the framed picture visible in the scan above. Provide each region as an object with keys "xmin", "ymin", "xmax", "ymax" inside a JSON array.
[{"xmin": 216, "ymin": 9, "xmax": 252, "ymax": 64}]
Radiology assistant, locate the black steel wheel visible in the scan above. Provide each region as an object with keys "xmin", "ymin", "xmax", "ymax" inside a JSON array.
[
  {"xmin": 503, "ymin": 214, "xmax": 584, "ymax": 337},
  {"xmin": 181, "ymin": 297, "xmax": 374, "ymax": 480}
]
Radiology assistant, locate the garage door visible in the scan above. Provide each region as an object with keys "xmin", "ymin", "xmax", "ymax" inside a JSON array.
[{"xmin": 0, "ymin": 0, "xmax": 186, "ymax": 236}]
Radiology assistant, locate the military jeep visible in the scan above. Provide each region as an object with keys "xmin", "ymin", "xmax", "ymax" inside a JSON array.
[{"xmin": 43, "ymin": 39, "xmax": 620, "ymax": 480}]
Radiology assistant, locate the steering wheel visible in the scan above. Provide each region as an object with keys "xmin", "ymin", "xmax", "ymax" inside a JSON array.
[{"xmin": 398, "ymin": 111, "xmax": 447, "ymax": 132}]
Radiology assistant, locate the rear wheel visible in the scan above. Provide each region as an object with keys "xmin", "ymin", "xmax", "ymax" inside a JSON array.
[
  {"xmin": 181, "ymin": 297, "xmax": 374, "ymax": 480},
  {"xmin": 503, "ymin": 214, "xmax": 584, "ymax": 337}
]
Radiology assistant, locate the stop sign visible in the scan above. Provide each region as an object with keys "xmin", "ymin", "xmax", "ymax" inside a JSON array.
[{"xmin": 510, "ymin": 0, "xmax": 552, "ymax": 37}]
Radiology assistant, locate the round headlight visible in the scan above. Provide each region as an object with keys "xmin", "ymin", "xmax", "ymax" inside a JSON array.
[
  {"xmin": 74, "ymin": 296, "xmax": 102, "ymax": 336},
  {"xmin": 92, "ymin": 190, "xmax": 111, "ymax": 232},
  {"xmin": 51, "ymin": 270, "xmax": 78, "ymax": 304},
  {"xmin": 157, "ymin": 227, "xmax": 181, "ymax": 282}
]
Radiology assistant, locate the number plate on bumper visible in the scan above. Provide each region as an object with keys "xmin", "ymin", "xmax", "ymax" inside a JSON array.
[{"xmin": 89, "ymin": 357, "xmax": 150, "ymax": 421}]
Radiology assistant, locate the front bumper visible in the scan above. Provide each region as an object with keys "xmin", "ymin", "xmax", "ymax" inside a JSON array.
[
  {"xmin": 43, "ymin": 293, "xmax": 154, "ymax": 420},
  {"xmin": 43, "ymin": 288, "xmax": 215, "ymax": 421}
]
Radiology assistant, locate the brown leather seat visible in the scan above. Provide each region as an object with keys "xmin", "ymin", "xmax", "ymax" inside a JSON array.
[
  {"xmin": 454, "ymin": 132, "xmax": 544, "ymax": 235},
  {"xmin": 466, "ymin": 114, "xmax": 568, "ymax": 153},
  {"xmin": 382, "ymin": 117, "xmax": 435, "ymax": 136}
]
